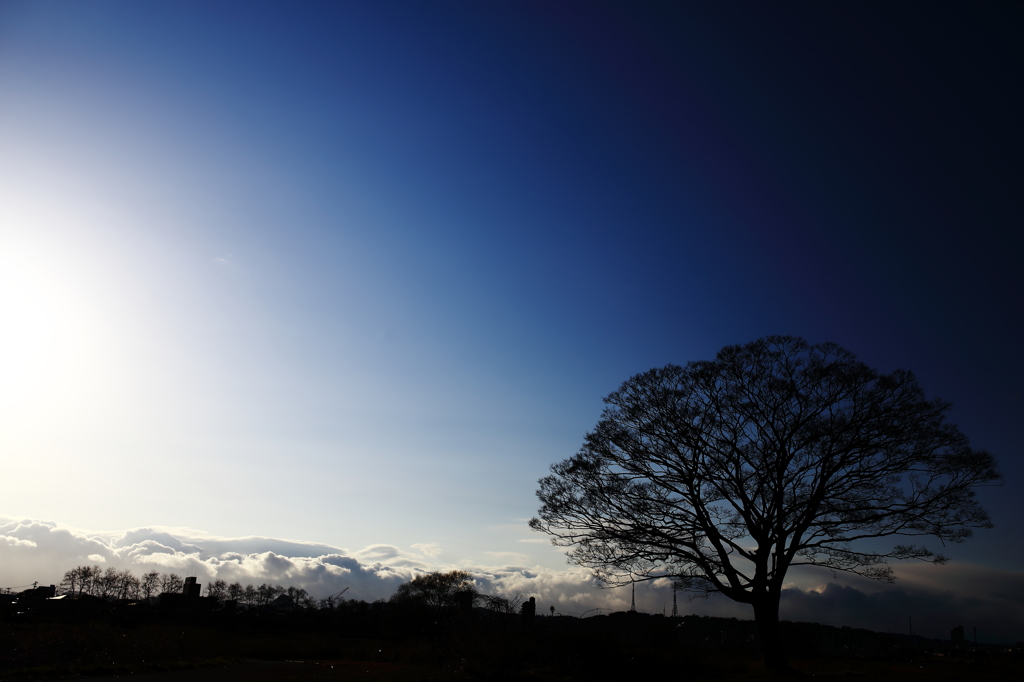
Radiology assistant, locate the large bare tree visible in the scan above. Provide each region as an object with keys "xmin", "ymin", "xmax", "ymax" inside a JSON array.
[{"xmin": 531, "ymin": 336, "xmax": 1000, "ymax": 671}]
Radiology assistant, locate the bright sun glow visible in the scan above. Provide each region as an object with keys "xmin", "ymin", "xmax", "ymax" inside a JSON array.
[
  {"xmin": 0, "ymin": 258, "xmax": 76, "ymax": 390},
  {"xmin": 0, "ymin": 226, "xmax": 115, "ymax": 434}
]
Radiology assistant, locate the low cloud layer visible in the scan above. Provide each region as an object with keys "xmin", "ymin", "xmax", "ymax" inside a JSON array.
[
  {"xmin": 2, "ymin": 515, "xmax": 1020, "ymax": 643},
  {"xmin": 0, "ymin": 517, "xmax": 414, "ymax": 602},
  {"xmin": 777, "ymin": 577, "xmax": 1023, "ymax": 643}
]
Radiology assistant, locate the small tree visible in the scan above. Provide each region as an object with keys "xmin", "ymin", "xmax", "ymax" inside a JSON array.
[
  {"xmin": 141, "ymin": 571, "xmax": 161, "ymax": 602},
  {"xmin": 59, "ymin": 567, "xmax": 81, "ymax": 596},
  {"xmin": 79, "ymin": 565, "xmax": 101, "ymax": 596},
  {"xmin": 390, "ymin": 570, "xmax": 478, "ymax": 629},
  {"xmin": 532, "ymin": 336, "xmax": 1000, "ymax": 671},
  {"xmin": 97, "ymin": 567, "xmax": 120, "ymax": 600},
  {"xmin": 482, "ymin": 591, "xmax": 525, "ymax": 631},
  {"xmin": 160, "ymin": 573, "xmax": 183, "ymax": 595},
  {"xmin": 117, "ymin": 570, "xmax": 141, "ymax": 601},
  {"xmin": 206, "ymin": 579, "xmax": 228, "ymax": 602},
  {"xmin": 293, "ymin": 587, "xmax": 314, "ymax": 610},
  {"xmin": 243, "ymin": 584, "xmax": 257, "ymax": 608},
  {"xmin": 482, "ymin": 591, "xmax": 524, "ymax": 617},
  {"xmin": 227, "ymin": 582, "xmax": 244, "ymax": 602},
  {"xmin": 256, "ymin": 583, "xmax": 274, "ymax": 608}
]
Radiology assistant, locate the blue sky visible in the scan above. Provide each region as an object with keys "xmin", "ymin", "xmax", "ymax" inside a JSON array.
[{"xmin": 1, "ymin": 1, "xmax": 1021, "ymax": 640}]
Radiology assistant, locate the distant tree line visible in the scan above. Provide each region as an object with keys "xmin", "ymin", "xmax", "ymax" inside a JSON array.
[
  {"xmin": 58, "ymin": 565, "xmax": 333, "ymax": 610},
  {"xmin": 60, "ymin": 565, "xmax": 168, "ymax": 602},
  {"xmin": 56, "ymin": 565, "xmax": 516, "ymax": 622},
  {"xmin": 207, "ymin": 579, "xmax": 323, "ymax": 610}
]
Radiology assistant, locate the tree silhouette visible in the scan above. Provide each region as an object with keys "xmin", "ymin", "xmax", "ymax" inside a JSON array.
[
  {"xmin": 531, "ymin": 336, "xmax": 1001, "ymax": 671},
  {"xmin": 243, "ymin": 584, "xmax": 257, "ymax": 608},
  {"xmin": 160, "ymin": 573, "xmax": 183, "ymax": 595},
  {"xmin": 482, "ymin": 591, "xmax": 524, "ymax": 617},
  {"xmin": 227, "ymin": 581, "xmax": 244, "ymax": 603},
  {"xmin": 141, "ymin": 571, "xmax": 160, "ymax": 602},
  {"xmin": 206, "ymin": 579, "xmax": 227, "ymax": 602},
  {"xmin": 58, "ymin": 566, "xmax": 86, "ymax": 596},
  {"xmin": 390, "ymin": 570, "xmax": 478, "ymax": 630}
]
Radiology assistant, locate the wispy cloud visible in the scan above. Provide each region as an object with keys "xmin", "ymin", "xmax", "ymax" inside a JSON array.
[
  {"xmin": 412, "ymin": 543, "xmax": 442, "ymax": 557},
  {"xmin": 485, "ymin": 550, "xmax": 528, "ymax": 563}
]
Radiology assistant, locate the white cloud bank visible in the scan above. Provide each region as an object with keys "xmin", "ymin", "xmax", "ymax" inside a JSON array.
[
  {"xmin": 0, "ymin": 516, "xmax": 604, "ymax": 608},
  {"xmin": 1, "ymin": 515, "xmax": 1021, "ymax": 642}
]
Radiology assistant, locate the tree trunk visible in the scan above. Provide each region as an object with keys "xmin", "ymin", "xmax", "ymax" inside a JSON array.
[{"xmin": 752, "ymin": 591, "xmax": 793, "ymax": 674}]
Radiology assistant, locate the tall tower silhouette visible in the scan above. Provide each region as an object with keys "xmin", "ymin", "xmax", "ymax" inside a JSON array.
[
  {"xmin": 671, "ymin": 585, "xmax": 679, "ymax": 618},
  {"xmin": 629, "ymin": 583, "xmax": 637, "ymax": 612}
]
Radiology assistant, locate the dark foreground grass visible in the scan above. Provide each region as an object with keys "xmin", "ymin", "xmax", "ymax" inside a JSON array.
[
  {"xmin": 2, "ymin": 619, "xmax": 1020, "ymax": 681},
  {"xmin": 791, "ymin": 654, "xmax": 1024, "ymax": 681}
]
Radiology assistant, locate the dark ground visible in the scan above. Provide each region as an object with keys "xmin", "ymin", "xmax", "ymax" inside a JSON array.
[{"xmin": 2, "ymin": 604, "xmax": 1020, "ymax": 681}]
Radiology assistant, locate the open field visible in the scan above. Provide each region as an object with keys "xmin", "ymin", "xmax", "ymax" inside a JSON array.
[{"xmin": 2, "ymin": 616, "xmax": 1021, "ymax": 682}]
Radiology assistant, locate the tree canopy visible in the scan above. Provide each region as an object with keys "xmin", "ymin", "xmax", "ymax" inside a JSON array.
[
  {"xmin": 531, "ymin": 336, "xmax": 1000, "ymax": 670},
  {"xmin": 389, "ymin": 570, "xmax": 478, "ymax": 630}
]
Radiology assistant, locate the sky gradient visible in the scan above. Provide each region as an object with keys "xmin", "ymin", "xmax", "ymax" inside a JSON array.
[{"xmin": 1, "ymin": 1, "xmax": 1021, "ymax": 641}]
